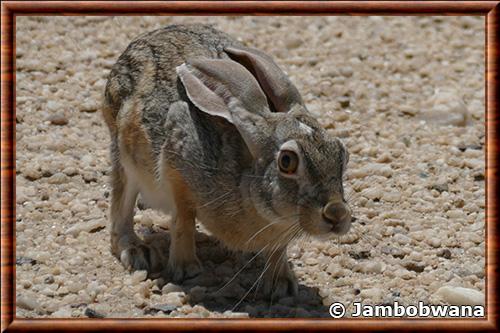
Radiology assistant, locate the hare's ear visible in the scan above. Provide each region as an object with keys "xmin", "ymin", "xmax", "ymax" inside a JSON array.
[
  {"xmin": 225, "ymin": 45, "xmax": 304, "ymax": 113},
  {"xmin": 176, "ymin": 59, "xmax": 273, "ymax": 158}
]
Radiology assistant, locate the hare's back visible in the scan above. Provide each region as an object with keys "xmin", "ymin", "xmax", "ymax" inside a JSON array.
[
  {"xmin": 106, "ymin": 24, "xmax": 236, "ymax": 109},
  {"xmin": 103, "ymin": 24, "xmax": 238, "ymax": 146}
]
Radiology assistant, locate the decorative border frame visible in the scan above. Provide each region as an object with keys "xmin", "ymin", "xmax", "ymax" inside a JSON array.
[{"xmin": 1, "ymin": 1, "xmax": 498, "ymax": 331}]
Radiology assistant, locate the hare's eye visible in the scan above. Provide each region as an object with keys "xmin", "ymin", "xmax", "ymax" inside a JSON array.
[{"xmin": 278, "ymin": 150, "xmax": 299, "ymax": 174}]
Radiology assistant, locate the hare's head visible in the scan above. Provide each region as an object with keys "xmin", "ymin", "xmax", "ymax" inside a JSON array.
[{"xmin": 177, "ymin": 46, "xmax": 352, "ymax": 237}]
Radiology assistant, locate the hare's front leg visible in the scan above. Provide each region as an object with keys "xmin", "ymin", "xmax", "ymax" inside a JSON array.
[
  {"xmin": 262, "ymin": 248, "xmax": 298, "ymax": 299},
  {"xmin": 110, "ymin": 162, "xmax": 163, "ymax": 273},
  {"xmin": 166, "ymin": 168, "xmax": 202, "ymax": 282}
]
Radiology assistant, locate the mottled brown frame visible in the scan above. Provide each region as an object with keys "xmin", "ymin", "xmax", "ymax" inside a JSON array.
[{"xmin": 1, "ymin": 1, "xmax": 498, "ymax": 332}]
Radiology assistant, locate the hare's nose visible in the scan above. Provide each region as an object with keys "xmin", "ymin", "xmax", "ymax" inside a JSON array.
[{"xmin": 322, "ymin": 201, "xmax": 349, "ymax": 225}]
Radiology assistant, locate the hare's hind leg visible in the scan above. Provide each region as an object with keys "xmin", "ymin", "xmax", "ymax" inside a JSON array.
[
  {"xmin": 165, "ymin": 167, "xmax": 202, "ymax": 282},
  {"xmin": 109, "ymin": 151, "xmax": 163, "ymax": 274}
]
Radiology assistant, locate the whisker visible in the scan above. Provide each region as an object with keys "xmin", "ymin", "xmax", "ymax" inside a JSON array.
[
  {"xmin": 214, "ymin": 244, "xmax": 269, "ymax": 295},
  {"xmin": 231, "ymin": 239, "xmax": 284, "ymax": 311},
  {"xmin": 196, "ymin": 189, "xmax": 234, "ymax": 209},
  {"xmin": 268, "ymin": 224, "xmax": 302, "ymax": 306},
  {"xmin": 244, "ymin": 213, "xmax": 303, "ymax": 248},
  {"xmin": 231, "ymin": 219, "xmax": 301, "ymax": 310},
  {"xmin": 253, "ymin": 229, "xmax": 293, "ymax": 298}
]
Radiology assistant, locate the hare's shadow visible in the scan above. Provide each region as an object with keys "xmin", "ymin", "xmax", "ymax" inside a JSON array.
[{"xmin": 139, "ymin": 225, "xmax": 331, "ymax": 318}]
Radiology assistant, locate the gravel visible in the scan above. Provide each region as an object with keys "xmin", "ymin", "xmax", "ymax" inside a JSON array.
[{"xmin": 16, "ymin": 16, "xmax": 485, "ymax": 318}]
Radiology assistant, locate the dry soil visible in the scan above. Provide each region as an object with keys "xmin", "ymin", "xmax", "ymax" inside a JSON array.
[{"xmin": 15, "ymin": 16, "xmax": 485, "ymax": 318}]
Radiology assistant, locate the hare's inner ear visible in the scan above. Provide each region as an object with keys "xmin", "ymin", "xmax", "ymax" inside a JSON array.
[
  {"xmin": 224, "ymin": 45, "xmax": 304, "ymax": 113},
  {"xmin": 176, "ymin": 63, "xmax": 232, "ymax": 122},
  {"xmin": 176, "ymin": 59, "xmax": 272, "ymax": 158},
  {"xmin": 176, "ymin": 59, "xmax": 270, "ymax": 119}
]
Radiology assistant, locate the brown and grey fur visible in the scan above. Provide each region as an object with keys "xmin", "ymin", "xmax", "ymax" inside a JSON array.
[{"xmin": 102, "ymin": 24, "xmax": 352, "ymax": 298}]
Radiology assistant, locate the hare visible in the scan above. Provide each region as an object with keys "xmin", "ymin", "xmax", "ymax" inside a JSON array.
[{"xmin": 102, "ymin": 24, "xmax": 352, "ymax": 298}]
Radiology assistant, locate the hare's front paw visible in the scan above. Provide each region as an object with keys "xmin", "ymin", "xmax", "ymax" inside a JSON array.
[
  {"xmin": 167, "ymin": 256, "xmax": 203, "ymax": 282},
  {"xmin": 262, "ymin": 257, "xmax": 298, "ymax": 299},
  {"xmin": 114, "ymin": 234, "xmax": 164, "ymax": 274}
]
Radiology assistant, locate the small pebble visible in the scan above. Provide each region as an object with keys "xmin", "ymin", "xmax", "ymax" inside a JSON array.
[
  {"xmin": 47, "ymin": 172, "xmax": 69, "ymax": 185},
  {"xmin": 339, "ymin": 66, "xmax": 354, "ymax": 77},
  {"xmin": 66, "ymin": 219, "xmax": 106, "ymax": 237},
  {"xmin": 47, "ymin": 113, "xmax": 68, "ymax": 126},
  {"xmin": 133, "ymin": 293, "xmax": 147, "ymax": 308},
  {"xmin": 437, "ymin": 248, "xmax": 452, "ymax": 259},
  {"xmin": 163, "ymin": 292, "xmax": 186, "ymax": 307},
  {"xmin": 67, "ymin": 282, "xmax": 85, "ymax": 294},
  {"xmin": 393, "ymin": 234, "xmax": 411, "ymax": 246},
  {"xmin": 80, "ymin": 100, "xmax": 99, "ymax": 113},
  {"xmin": 434, "ymin": 286, "xmax": 484, "ymax": 306},
  {"xmin": 327, "ymin": 264, "xmax": 346, "ymax": 277},
  {"xmin": 20, "ymin": 280, "xmax": 32, "ymax": 289},
  {"xmin": 404, "ymin": 261, "xmax": 425, "ymax": 273},
  {"xmin": 420, "ymin": 89, "xmax": 469, "ymax": 126},
  {"xmin": 305, "ymin": 258, "xmax": 318, "ymax": 265},
  {"xmin": 84, "ymin": 307, "xmax": 106, "ymax": 318},
  {"xmin": 44, "ymin": 275, "xmax": 55, "ymax": 284},
  {"xmin": 52, "ymin": 308, "xmax": 72, "ymax": 317},
  {"xmin": 162, "ymin": 283, "xmax": 183, "ymax": 294},
  {"xmin": 145, "ymin": 304, "xmax": 177, "ymax": 315},
  {"xmin": 383, "ymin": 190, "xmax": 401, "ymax": 202},
  {"xmin": 360, "ymin": 288, "xmax": 383, "ymax": 300},
  {"xmin": 131, "ymin": 270, "xmax": 148, "ymax": 284},
  {"xmin": 17, "ymin": 294, "xmax": 41, "ymax": 311},
  {"xmin": 361, "ymin": 261, "xmax": 383, "ymax": 274},
  {"xmin": 349, "ymin": 250, "xmax": 370, "ymax": 260},
  {"xmin": 23, "ymin": 165, "xmax": 43, "ymax": 180},
  {"xmin": 285, "ymin": 37, "xmax": 303, "ymax": 49},
  {"xmin": 16, "ymin": 257, "xmax": 37, "ymax": 265},
  {"xmin": 46, "ymin": 100, "xmax": 62, "ymax": 112},
  {"xmin": 427, "ymin": 238, "xmax": 442, "ymax": 248},
  {"xmin": 361, "ymin": 188, "xmax": 383, "ymax": 200}
]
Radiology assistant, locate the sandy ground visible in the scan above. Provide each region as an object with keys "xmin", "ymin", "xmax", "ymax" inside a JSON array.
[{"xmin": 15, "ymin": 16, "xmax": 485, "ymax": 318}]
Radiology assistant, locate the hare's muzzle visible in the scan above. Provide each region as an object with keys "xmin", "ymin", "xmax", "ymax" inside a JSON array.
[{"xmin": 322, "ymin": 201, "xmax": 352, "ymax": 235}]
